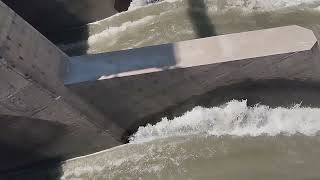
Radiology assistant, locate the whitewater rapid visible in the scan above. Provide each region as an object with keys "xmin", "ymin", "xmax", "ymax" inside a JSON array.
[
  {"xmin": 130, "ymin": 100, "xmax": 320, "ymax": 143},
  {"xmin": 56, "ymin": 99, "xmax": 320, "ymax": 179},
  {"xmin": 129, "ymin": 0, "xmax": 320, "ymax": 9},
  {"xmin": 6, "ymin": 100, "xmax": 320, "ymax": 180},
  {"xmin": 24, "ymin": 100, "xmax": 320, "ymax": 180}
]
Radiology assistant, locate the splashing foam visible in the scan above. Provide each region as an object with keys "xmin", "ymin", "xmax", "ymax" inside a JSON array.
[
  {"xmin": 129, "ymin": 0, "xmax": 162, "ymax": 8},
  {"xmin": 129, "ymin": 0, "xmax": 319, "ymax": 9},
  {"xmin": 128, "ymin": 0, "xmax": 180, "ymax": 9},
  {"xmin": 88, "ymin": 16, "xmax": 155, "ymax": 45},
  {"xmin": 130, "ymin": 100, "xmax": 320, "ymax": 143}
]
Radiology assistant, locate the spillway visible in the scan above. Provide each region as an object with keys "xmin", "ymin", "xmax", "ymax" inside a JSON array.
[{"xmin": 1, "ymin": 0, "xmax": 320, "ymax": 179}]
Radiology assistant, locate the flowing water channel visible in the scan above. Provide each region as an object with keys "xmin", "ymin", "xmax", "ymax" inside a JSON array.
[
  {"xmin": 60, "ymin": 0, "xmax": 320, "ymax": 56},
  {"xmin": 53, "ymin": 101, "xmax": 320, "ymax": 179},
  {"xmin": 7, "ymin": 0, "xmax": 320, "ymax": 179}
]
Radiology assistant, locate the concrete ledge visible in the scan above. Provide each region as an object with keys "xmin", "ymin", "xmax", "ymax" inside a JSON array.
[
  {"xmin": 0, "ymin": 1, "xmax": 123, "ymax": 137},
  {"xmin": 0, "ymin": 115, "xmax": 121, "ymax": 172},
  {"xmin": 67, "ymin": 26, "xmax": 319, "ymax": 136},
  {"xmin": 65, "ymin": 25, "xmax": 317, "ymax": 84}
]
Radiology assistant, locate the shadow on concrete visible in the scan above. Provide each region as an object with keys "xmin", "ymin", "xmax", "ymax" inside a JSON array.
[
  {"xmin": 1, "ymin": 0, "xmax": 92, "ymax": 56},
  {"xmin": 66, "ymin": 45, "xmax": 179, "ymax": 142},
  {"xmin": 65, "ymin": 43, "xmax": 178, "ymax": 84},
  {"xmin": 0, "ymin": 114, "xmax": 123, "ymax": 179},
  {"xmin": 187, "ymin": 0, "xmax": 216, "ymax": 38},
  {"xmin": 0, "ymin": 115, "xmax": 66, "ymax": 179},
  {"xmin": 114, "ymin": 0, "xmax": 132, "ymax": 12}
]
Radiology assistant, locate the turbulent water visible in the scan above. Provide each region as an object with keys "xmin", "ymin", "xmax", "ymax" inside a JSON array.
[
  {"xmin": 129, "ymin": 0, "xmax": 319, "ymax": 9},
  {"xmin": 7, "ymin": 101, "xmax": 320, "ymax": 179},
  {"xmin": 42, "ymin": 101, "xmax": 320, "ymax": 180},
  {"xmin": 22, "ymin": 0, "xmax": 320, "ymax": 179},
  {"xmin": 130, "ymin": 100, "xmax": 320, "ymax": 143},
  {"xmin": 59, "ymin": 137, "xmax": 320, "ymax": 180},
  {"xmin": 60, "ymin": 0, "xmax": 320, "ymax": 56}
]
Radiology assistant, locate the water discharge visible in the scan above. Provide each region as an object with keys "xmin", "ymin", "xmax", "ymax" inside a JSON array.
[
  {"xmin": 55, "ymin": 100, "xmax": 320, "ymax": 180},
  {"xmin": 130, "ymin": 100, "xmax": 320, "ymax": 143},
  {"xmin": 23, "ymin": 0, "xmax": 320, "ymax": 179},
  {"xmin": 59, "ymin": 0, "xmax": 320, "ymax": 56},
  {"xmin": 129, "ymin": 0, "xmax": 319, "ymax": 9},
  {"xmin": 59, "ymin": 135, "xmax": 320, "ymax": 180},
  {"xmin": 53, "ymin": 101, "xmax": 320, "ymax": 180}
]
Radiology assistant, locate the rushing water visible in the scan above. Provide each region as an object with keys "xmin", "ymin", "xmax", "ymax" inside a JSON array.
[
  {"xmin": 12, "ymin": 0, "xmax": 320, "ymax": 179},
  {"xmin": 60, "ymin": 137, "xmax": 320, "ymax": 180},
  {"xmin": 7, "ymin": 101, "xmax": 320, "ymax": 179},
  {"xmin": 60, "ymin": 0, "xmax": 320, "ymax": 56},
  {"xmin": 51, "ymin": 101, "xmax": 320, "ymax": 179}
]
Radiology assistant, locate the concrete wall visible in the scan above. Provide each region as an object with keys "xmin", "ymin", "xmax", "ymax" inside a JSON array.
[
  {"xmin": 0, "ymin": 2, "xmax": 122, "ymax": 172},
  {"xmin": 0, "ymin": 115, "xmax": 121, "ymax": 173},
  {"xmin": 67, "ymin": 26, "xmax": 320, "ymax": 136}
]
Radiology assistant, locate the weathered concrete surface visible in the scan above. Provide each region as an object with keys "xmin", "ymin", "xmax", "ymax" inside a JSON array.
[
  {"xmin": 0, "ymin": 2, "xmax": 122, "ymax": 172},
  {"xmin": 1, "ymin": 0, "xmax": 118, "ymax": 43},
  {"xmin": 65, "ymin": 26, "xmax": 316, "ymax": 84},
  {"xmin": 67, "ymin": 26, "xmax": 319, "ymax": 136},
  {"xmin": 309, "ymin": 24, "xmax": 320, "ymax": 47},
  {"xmin": 0, "ymin": 115, "xmax": 119, "ymax": 173}
]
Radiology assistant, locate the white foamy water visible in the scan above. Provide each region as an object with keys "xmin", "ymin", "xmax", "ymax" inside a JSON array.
[
  {"xmin": 129, "ymin": 0, "xmax": 162, "ymax": 8},
  {"xmin": 88, "ymin": 16, "xmax": 156, "ymax": 45},
  {"xmin": 60, "ymin": 0, "xmax": 320, "ymax": 56},
  {"xmin": 130, "ymin": 100, "xmax": 320, "ymax": 143},
  {"xmin": 129, "ymin": 0, "xmax": 319, "ymax": 9}
]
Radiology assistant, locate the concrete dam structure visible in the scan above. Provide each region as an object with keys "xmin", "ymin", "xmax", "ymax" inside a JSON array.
[
  {"xmin": 1, "ymin": 0, "xmax": 320, "ymax": 176},
  {"xmin": 0, "ymin": 1, "xmax": 121, "ymax": 172},
  {"xmin": 65, "ymin": 25, "xmax": 320, "ymax": 137}
]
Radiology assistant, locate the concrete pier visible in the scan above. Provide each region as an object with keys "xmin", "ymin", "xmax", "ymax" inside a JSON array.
[
  {"xmin": 0, "ymin": 1, "xmax": 121, "ymax": 172},
  {"xmin": 67, "ymin": 26, "xmax": 319, "ymax": 135}
]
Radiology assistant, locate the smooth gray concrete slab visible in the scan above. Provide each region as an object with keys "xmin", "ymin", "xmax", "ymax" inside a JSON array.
[
  {"xmin": 65, "ymin": 25, "xmax": 317, "ymax": 85},
  {"xmin": 67, "ymin": 26, "xmax": 319, "ymax": 135}
]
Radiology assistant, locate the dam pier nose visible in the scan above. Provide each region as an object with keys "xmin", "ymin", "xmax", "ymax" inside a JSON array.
[{"xmin": 66, "ymin": 25, "xmax": 319, "ymax": 136}]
